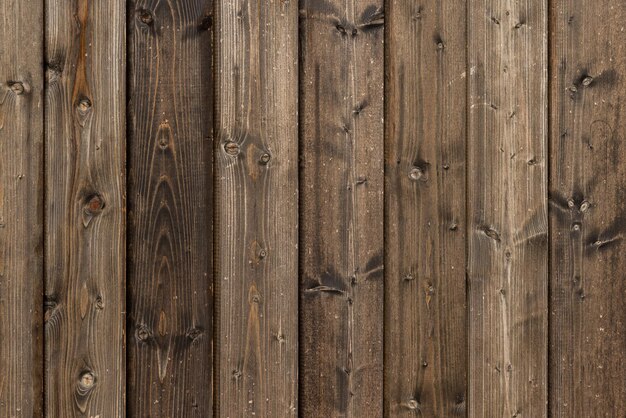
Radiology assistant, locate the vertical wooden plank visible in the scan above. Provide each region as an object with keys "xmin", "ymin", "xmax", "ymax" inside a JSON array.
[
  {"xmin": 467, "ymin": 0, "xmax": 548, "ymax": 416},
  {"xmin": 299, "ymin": 1, "xmax": 384, "ymax": 416},
  {"xmin": 384, "ymin": 0, "xmax": 467, "ymax": 416},
  {"xmin": 215, "ymin": 0, "xmax": 298, "ymax": 416},
  {"xmin": 45, "ymin": 0, "xmax": 126, "ymax": 416},
  {"xmin": 0, "ymin": 0, "xmax": 43, "ymax": 416},
  {"xmin": 549, "ymin": 2, "xmax": 626, "ymax": 416},
  {"xmin": 127, "ymin": 1, "xmax": 214, "ymax": 416}
]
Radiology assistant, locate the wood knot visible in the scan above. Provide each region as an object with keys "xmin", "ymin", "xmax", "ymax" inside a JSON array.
[
  {"xmin": 258, "ymin": 248, "xmax": 267, "ymax": 259},
  {"xmin": 8, "ymin": 81, "xmax": 25, "ymax": 95},
  {"xmin": 77, "ymin": 97, "xmax": 92, "ymax": 114},
  {"xmin": 137, "ymin": 9, "xmax": 154, "ymax": 25},
  {"xmin": 200, "ymin": 14, "xmax": 213, "ymax": 30},
  {"xmin": 259, "ymin": 153, "xmax": 271, "ymax": 165},
  {"xmin": 407, "ymin": 399, "xmax": 420, "ymax": 410},
  {"xmin": 136, "ymin": 325, "xmax": 152, "ymax": 342},
  {"xmin": 84, "ymin": 194, "xmax": 104, "ymax": 216},
  {"xmin": 224, "ymin": 141, "xmax": 240, "ymax": 156},
  {"xmin": 186, "ymin": 327, "xmax": 204, "ymax": 341},
  {"xmin": 582, "ymin": 76, "xmax": 594, "ymax": 87},
  {"xmin": 78, "ymin": 371, "xmax": 95, "ymax": 390}
]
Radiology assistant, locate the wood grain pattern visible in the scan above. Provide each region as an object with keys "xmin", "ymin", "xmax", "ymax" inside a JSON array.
[
  {"xmin": 215, "ymin": 0, "xmax": 299, "ymax": 416},
  {"xmin": 299, "ymin": 1, "xmax": 384, "ymax": 416},
  {"xmin": 384, "ymin": 1, "xmax": 467, "ymax": 416},
  {"xmin": 467, "ymin": 0, "xmax": 548, "ymax": 416},
  {"xmin": 45, "ymin": 0, "xmax": 126, "ymax": 416},
  {"xmin": 549, "ymin": 1, "xmax": 626, "ymax": 416},
  {"xmin": 127, "ymin": 1, "xmax": 214, "ymax": 416},
  {"xmin": 0, "ymin": 0, "xmax": 44, "ymax": 416}
]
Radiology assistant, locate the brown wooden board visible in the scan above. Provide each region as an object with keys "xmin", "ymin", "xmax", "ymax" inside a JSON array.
[
  {"xmin": 127, "ymin": 1, "xmax": 214, "ymax": 416},
  {"xmin": 549, "ymin": 1, "xmax": 626, "ymax": 415},
  {"xmin": 44, "ymin": 0, "xmax": 126, "ymax": 416},
  {"xmin": 385, "ymin": 1, "xmax": 467, "ymax": 416},
  {"xmin": 0, "ymin": 0, "xmax": 44, "ymax": 416},
  {"xmin": 299, "ymin": 1, "xmax": 385, "ymax": 416},
  {"xmin": 214, "ymin": 0, "xmax": 299, "ymax": 416},
  {"xmin": 467, "ymin": 0, "xmax": 548, "ymax": 416}
]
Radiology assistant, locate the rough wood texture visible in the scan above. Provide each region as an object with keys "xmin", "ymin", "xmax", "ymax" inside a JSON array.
[
  {"xmin": 384, "ymin": 1, "xmax": 467, "ymax": 416},
  {"xmin": 467, "ymin": 1, "xmax": 548, "ymax": 416},
  {"xmin": 127, "ymin": 1, "xmax": 214, "ymax": 416},
  {"xmin": 45, "ymin": 0, "xmax": 126, "ymax": 416},
  {"xmin": 549, "ymin": 2, "xmax": 626, "ymax": 416},
  {"xmin": 215, "ymin": 0, "xmax": 298, "ymax": 416},
  {"xmin": 0, "ymin": 0, "xmax": 44, "ymax": 416},
  {"xmin": 299, "ymin": 1, "xmax": 384, "ymax": 416}
]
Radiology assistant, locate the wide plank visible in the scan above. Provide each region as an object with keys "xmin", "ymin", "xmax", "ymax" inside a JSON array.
[
  {"xmin": 385, "ymin": 0, "xmax": 467, "ymax": 416},
  {"xmin": 300, "ymin": 1, "xmax": 384, "ymax": 416},
  {"xmin": 0, "ymin": 0, "xmax": 44, "ymax": 416},
  {"xmin": 467, "ymin": 0, "xmax": 548, "ymax": 416},
  {"xmin": 549, "ymin": 1, "xmax": 626, "ymax": 416},
  {"xmin": 215, "ymin": 0, "xmax": 299, "ymax": 415},
  {"xmin": 127, "ymin": 1, "xmax": 214, "ymax": 416},
  {"xmin": 45, "ymin": 0, "xmax": 126, "ymax": 415}
]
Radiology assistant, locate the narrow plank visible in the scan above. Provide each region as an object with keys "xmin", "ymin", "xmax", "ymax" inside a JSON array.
[
  {"xmin": 467, "ymin": 0, "xmax": 548, "ymax": 416},
  {"xmin": 215, "ymin": 0, "xmax": 298, "ymax": 415},
  {"xmin": 0, "ymin": 0, "xmax": 44, "ymax": 416},
  {"xmin": 299, "ymin": 1, "xmax": 384, "ymax": 416},
  {"xmin": 549, "ymin": 2, "xmax": 626, "ymax": 416},
  {"xmin": 45, "ymin": 0, "xmax": 126, "ymax": 416},
  {"xmin": 384, "ymin": 0, "xmax": 467, "ymax": 416},
  {"xmin": 127, "ymin": 1, "xmax": 214, "ymax": 416}
]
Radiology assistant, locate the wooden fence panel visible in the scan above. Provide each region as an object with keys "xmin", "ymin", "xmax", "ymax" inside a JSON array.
[
  {"xmin": 44, "ymin": 0, "xmax": 126, "ymax": 416},
  {"xmin": 214, "ymin": 0, "xmax": 299, "ymax": 416},
  {"xmin": 299, "ymin": 1, "xmax": 385, "ymax": 417},
  {"xmin": 0, "ymin": 0, "xmax": 44, "ymax": 416},
  {"xmin": 127, "ymin": 1, "xmax": 214, "ymax": 416},
  {"xmin": 467, "ymin": 0, "xmax": 548, "ymax": 416},
  {"xmin": 549, "ymin": 1, "xmax": 626, "ymax": 416},
  {"xmin": 384, "ymin": 0, "xmax": 467, "ymax": 416}
]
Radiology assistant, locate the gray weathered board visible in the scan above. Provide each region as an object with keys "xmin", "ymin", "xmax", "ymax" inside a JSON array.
[{"xmin": 0, "ymin": 0, "xmax": 623, "ymax": 416}]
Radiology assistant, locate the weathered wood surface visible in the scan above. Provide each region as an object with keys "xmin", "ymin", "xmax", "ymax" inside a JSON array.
[
  {"xmin": 549, "ymin": 1, "xmax": 626, "ymax": 416},
  {"xmin": 127, "ymin": 1, "xmax": 214, "ymax": 416},
  {"xmin": 385, "ymin": 1, "xmax": 467, "ymax": 416},
  {"xmin": 300, "ymin": 1, "xmax": 384, "ymax": 417},
  {"xmin": 467, "ymin": 0, "xmax": 548, "ymax": 417},
  {"xmin": 0, "ymin": 0, "xmax": 44, "ymax": 416},
  {"xmin": 44, "ymin": 0, "xmax": 126, "ymax": 416},
  {"xmin": 214, "ymin": 0, "xmax": 299, "ymax": 416}
]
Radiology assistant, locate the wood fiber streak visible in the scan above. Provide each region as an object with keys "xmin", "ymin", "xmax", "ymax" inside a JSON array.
[
  {"xmin": 467, "ymin": 0, "xmax": 548, "ymax": 416},
  {"xmin": 127, "ymin": 1, "xmax": 213, "ymax": 416},
  {"xmin": 385, "ymin": 1, "xmax": 467, "ymax": 416},
  {"xmin": 549, "ymin": 1, "xmax": 626, "ymax": 416},
  {"xmin": 215, "ymin": 0, "xmax": 298, "ymax": 416},
  {"xmin": 45, "ymin": 0, "xmax": 126, "ymax": 416},
  {"xmin": 0, "ymin": 0, "xmax": 44, "ymax": 416},
  {"xmin": 300, "ymin": 1, "xmax": 384, "ymax": 416}
]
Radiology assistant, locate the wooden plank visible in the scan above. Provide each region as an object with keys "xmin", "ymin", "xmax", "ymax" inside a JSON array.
[
  {"xmin": 384, "ymin": 1, "xmax": 467, "ymax": 416},
  {"xmin": 549, "ymin": 2, "xmax": 626, "ymax": 416},
  {"xmin": 44, "ymin": 0, "xmax": 126, "ymax": 416},
  {"xmin": 467, "ymin": 0, "xmax": 548, "ymax": 416},
  {"xmin": 299, "ymin": 2, "xmax": 384, "ymax": 416},
  {"xmin": 215, "ymin": 0, "xmax": 298, "ymax": 416},
  {"xmin": 0, "ymin": 0, "xmax": 44, "ymax": 416},
  {"xmin": 127, "ymin": 1, "xmax": 214, "ymax": 416}
]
